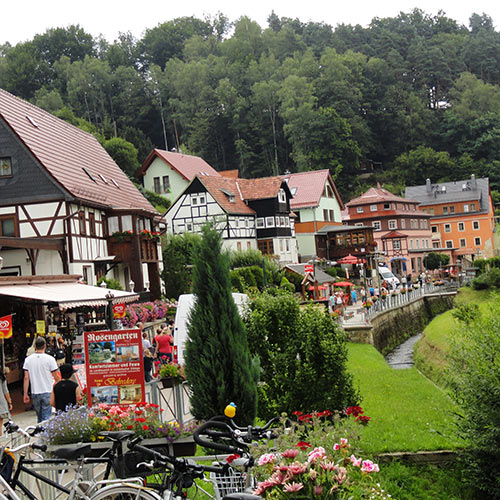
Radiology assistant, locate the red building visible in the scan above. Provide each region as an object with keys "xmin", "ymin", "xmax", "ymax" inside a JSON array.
[{"xmin": 343, "ymin": 185, "xmax": 435, "ymax": 277}]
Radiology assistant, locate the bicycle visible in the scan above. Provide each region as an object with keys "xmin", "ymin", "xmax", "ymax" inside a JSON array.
[{"xmin": 0, "ymin": 422, "xmax": 160, "ymax": 500}]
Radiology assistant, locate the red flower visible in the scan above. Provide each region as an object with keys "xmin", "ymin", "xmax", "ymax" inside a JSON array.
[
  {"xmin": 135, "ymin": 417, "xmax": 146, "ymax": 423},
  {"xmin": 292, "ymin": 411, "xmax": 303, "ymax": 416},
  {"xmin": 298, "ymin": 414, "xmax": 312, "ymax": 422},
  {"xmin": 142, "ymin": 425, "xmax": 149, "ymax": 431},
  {"xmin": 345, "ymin": 406, "xmax": 364, "ymax": 417},
  {"xmin": 226, "ymin": 454, "xmax": 240, "ymax": 464},
  {"xmin": 355, "ymin": 415, "xmax": 371, "ymax": 425},
  {"xmin": 317, "ymin": 410, "xmax": 333, "ymax": 417},
  {"xmin": 295, "ymin": 441, "xmax": 311, "ymax": 450}
]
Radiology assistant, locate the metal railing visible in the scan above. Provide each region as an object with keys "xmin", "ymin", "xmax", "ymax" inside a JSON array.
[{"xmin": 363, "ymin": 282, "xmax": 457, "ymax": 321}]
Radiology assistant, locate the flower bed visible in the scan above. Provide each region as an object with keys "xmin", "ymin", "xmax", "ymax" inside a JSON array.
[
  {"xmin": 122, "ymin": 299, "xmax": 177, "ymax": 327},
  {"xmin": 42, "ymin": 403, "xmax": 197, "ymax": 445},
  {"xmin": 251, "ymin": 407, "xmax": 390, "ymax": 499}
]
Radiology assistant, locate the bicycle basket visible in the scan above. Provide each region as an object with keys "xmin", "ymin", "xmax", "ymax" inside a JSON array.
[
  {"xmin": 209, "ymin": 469, "xmax": 253, "ymax": 500},
  {"xmin": 0, "ymin": 452, "xmax": 14, "ymax": 482},
  {"xmin": 114, "ymin": 450, "xmax": 153, "ymax": 478}
]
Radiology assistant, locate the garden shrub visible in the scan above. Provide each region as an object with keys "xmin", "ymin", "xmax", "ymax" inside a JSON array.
[
  {"xmin": 230, "ymin": 248, "xmax": 265, "ymax": 269},
  {"xmin": 245, "ymin": 288, "xmax": 358, "ymax": 419},
  {"xmin": 471, "ymin": 267, "xmax": 500, "ymax": 290},
  {"xmin": 447, "ymin": 294, "xmax": 500, "ymax": 498}
]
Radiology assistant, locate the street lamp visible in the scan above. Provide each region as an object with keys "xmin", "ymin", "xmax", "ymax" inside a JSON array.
[
  {"xmin": 129, "ymin": 280, "xmax": 135, "ymax": 292},
  {"xmin": 105, "ymin": 290, "xmax": 115, "ymax": 330}
]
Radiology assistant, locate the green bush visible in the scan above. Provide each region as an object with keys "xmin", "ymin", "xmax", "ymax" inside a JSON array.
[
  {"xmin": 96, "ymin": 277, "xmax": 123, "ymax": 290},
  {"xmin": 448, "ymin": 294, "xmax": 500, "ymax": 498},
  {"xmin": 229, "ymin": 249, "xmax": 264, "ymax": 269},
  {"xmin": 471, "ymin": 267, "xmax": 500, "ymax": 290},
  {"xmin": 245, "ymin": 288, "xmax": 358, "ymax": 419}
]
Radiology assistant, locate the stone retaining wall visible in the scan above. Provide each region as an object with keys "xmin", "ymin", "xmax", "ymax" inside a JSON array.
[{"xmin": 345, "ymin": 293, "xmax": 455, "ymax": 355}]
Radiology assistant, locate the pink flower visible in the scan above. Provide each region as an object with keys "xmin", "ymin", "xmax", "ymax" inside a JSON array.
[
  {"xmin": 257, "ymin": 453, "xmax": 276, "ymax": 466},
  {"xmin": 350, "ymin": 454, "xmax": 362, "ymax": 467},
  {"xmin": 307, "ymin": 446, "xmax": 326, "ymax": 463},
  {"xmin": 340, "ymin": 438, "xmax": 349, "ymax": 446},
  {"xmin": 282, "ymin": 449, "xmax": 299, "ymax": 459},
  {"xmin": 269, "ymin": 471, "xmax": 287, "ymax": 485},
  {"xmin": 314, "ymin": 485, "xmax": 323, "ymax": 495},
  {"xmin": 361, "ymin": 460, "xmax": 380, "ymax": 473},
  {"xmin": 283, "ymin": 482, "xmax": 304, "ymax": 492},
  {"xmin": 320, "ymin": 461, "xmax": 338, "ymax": 472},
  {"xmin": 288, "ymin": 462, "xmax": 307, "ymax": 475},
  {"xmin": 253, "ymin": 480, "xmax": 275, "ymax": 495}
]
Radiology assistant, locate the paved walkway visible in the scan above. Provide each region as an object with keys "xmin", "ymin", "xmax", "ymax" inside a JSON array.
[{"xmin": 341, "ymin": 303, "xmax": 369, "ymax": 326}]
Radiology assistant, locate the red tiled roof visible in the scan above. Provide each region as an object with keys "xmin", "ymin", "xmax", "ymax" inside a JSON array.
[
  {"xmin": 281, "ymin": 170, "xmax": 344, "ymax": 209},
  {"xmin": 238, "ymin": 176, "xmax": 285, "ymax": 200},
  {"xmin": 346, "ymin": 186, "xmax": 418, "ymax": 206},
  {"xmin": 197, "ymin": 176, "xmax": 254, "ymax": 215},
  {"xmin": 139, "ymin": 149, "xmax": 220, "ymax": 181},
  {"xmin": 0, "ymin": 88, "xmax": 157, "ymax": 214},
  {"xmin": 219, "ymin": 169, "xmax": 239, "ymax": 178}
]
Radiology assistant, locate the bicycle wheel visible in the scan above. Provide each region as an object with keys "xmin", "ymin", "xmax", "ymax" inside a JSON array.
[{"xmin": 89, "ymin": 484, "xmax": 162, "ymax": 500}]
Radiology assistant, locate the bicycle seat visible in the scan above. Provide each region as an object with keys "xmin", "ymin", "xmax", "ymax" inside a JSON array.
[
  {"xmin": 223, "ymin": 494, "xmax": 262, "ymax": 500},
  {"xmin": 51, "ymin": 444, "xmax": 92, "ymax": 460},
  {"xmin": 99, "ymin": 431, "xmax": 135, "ymax": 441}
]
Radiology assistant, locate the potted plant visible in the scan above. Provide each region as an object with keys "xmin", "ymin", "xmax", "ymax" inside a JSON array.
[{"xmin": 159, "ymin": 363, "xmax": 184, "ymax": 388}]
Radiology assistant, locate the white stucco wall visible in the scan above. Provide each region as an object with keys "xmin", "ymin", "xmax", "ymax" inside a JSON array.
[{"xmin": 143, "ymin": 157, "xmax": 189, "ymax": 203}]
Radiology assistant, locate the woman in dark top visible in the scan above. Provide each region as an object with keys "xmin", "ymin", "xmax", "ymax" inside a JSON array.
[{"xmin": 50, "ymin": 363, "xmax": 82, "ymax": 411}]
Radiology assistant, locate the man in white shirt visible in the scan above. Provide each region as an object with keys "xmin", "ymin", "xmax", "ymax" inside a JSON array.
[{"xmin": 23, "ymin": 337, "xmax": 61, "ymax": 422}]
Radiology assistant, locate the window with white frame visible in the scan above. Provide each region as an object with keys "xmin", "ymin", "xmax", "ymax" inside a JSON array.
[
  {"xmin": 450, "ymin": 206, "xmax": 455, "ymax": 214},
  {"xmin": 186, "ymin": 222, "xmax": 193, "ymax": 231},
  {"xmin": 384, "ymin": 203, "xmax": 390, "ymax": 210},
  {"xmin": 422, "ymin": 239, "xmax": 425, "ymax": 248},
  {"xmin": 323, "ymin": 209, "xmax": 329, "ymax": 221},
  {"xmin": 473, "ymin": 221, "xmax": 480, "ymax": 230},
  {"xmin": 370, "ymin": 204, "xmax": 377, "ymax": 211},
  {"xmin": 199, "ymin": 195, "xmax": 206, "ymax": 204},
  {"xmin": 192, "ymin": 196, "xmax": 198, "ymax": 205},
  {"xmin": 388, "ymin": 220, "xmax": 397, "ymax": 230},
  {"xmin": 460, "ymin": 238, "xmax": 466, "ymax": 247},
  {"xmin": 372, "ymin": 221, "xmax": 381, "ymax": 231},
  {"xmin": 234, "ymin": 218, "xmax": 239, "ymax": 228},
  {"xmin": 279, "ymin": 239, "xmax": 284, "ymax": 252},
  {"xmin": 278, "ymin": 189, "xmax": 286, "ymax": 203},
  {"xmin": 256, "ymin": 218, "xmax": 265, "ymax": 228},
  {"xmin": 431, "ymin": 225, "xmax": 438, "ymax": 233},
  {"xmin": 410, "ymin": 239, "xmax": 414, "ymax": 249},
  {"xmin": 266, "ymin": 217, "xmax": 275, "ymax": 227},
  {"xmin": 458, "ymin": 222, "xmax": 465, "ymax": 231},
  {"xmin": 433, "ymin": 242, "xmax": 439, "ymax": 248},
  {"xmin": 464, "ymin": 204, "xmax": 469, "ymax": 212},
  {"xmin": 393, "ymin": 240, "xmax": 401, "ymax": 250},
  {"xmin": 475, "ymin": 237, "xmax": 481, "ymax": 246},
  {"xmin": 446, "ymin": 240, "xmax": 453, "ymax": 248},
  {"xmin": 416, "ymin": 239, "xmax": 419, "ymax": 248},
  {"xmin": 444, "ymin": 223, "xmax": 451, "ymax": 233},
  {"xmin": 280, "ymin": 216, "xmax": 285, "ymax": 226},
  {"xmin": 329, "ymin": 209, "xmax": 335, "ymax": 221},
  {"xmin": 400, "ymin": 219, "xmax": 406, "ymax": 229},
  {"xmin": 443, "ymin": 207, "xmax": 448, "ymax": 215},
  {"xmin": 357, "ymin": 206, "xmax": 364, "ymax": 213},
  {"xmin": 286, "ymin": 239, "xmax": 290, "ymax": 251},
  {"xmin": 285, "ymin": 218, "xmax": 290, "ymax": 227}
]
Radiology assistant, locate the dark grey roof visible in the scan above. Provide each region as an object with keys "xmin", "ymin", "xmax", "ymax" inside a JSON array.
[
  {"xmin": 285, "ymin": 264, "xmax": 334, "ymax": 284},
  {"xmin": 405, "ymin": 176, "xmax": 490, "ymax": 213},
  {"xmin": 316, "ymin": 224, "xmax": 371, "ymax": 234}
]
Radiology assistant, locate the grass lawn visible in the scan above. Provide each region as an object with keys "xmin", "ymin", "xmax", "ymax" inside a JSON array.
[
  {"xmin": 347, "ymin": 342, "xmax": 461, "ymax": 454},
  {"xmin": 414, "ymin": 288, "xmax": 492, "ymax": 384}
]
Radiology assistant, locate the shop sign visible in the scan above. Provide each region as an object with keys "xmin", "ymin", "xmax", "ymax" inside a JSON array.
[
  {"xmin": 36, "ymin": 320, "xmax": 45, "ymax": 335},
  {"xmin": 305, "ymin": 264, "xmax": 314, "ymax": 273},
  {"xmin": 0, "ymin": 315, "xmax": 13, "ymax": 339},
  {"xmin": 84, "ymin": 329, "xmax": 144, "ymax": 406},
  {"xmin": 112, "ymin": 303, "xmax": 126, "ymax": 318}
]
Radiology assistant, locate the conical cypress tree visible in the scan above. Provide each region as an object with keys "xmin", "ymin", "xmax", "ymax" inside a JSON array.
[{"xmin": 184, "ymin": 223, "xmax": 258, "ymax": 424}]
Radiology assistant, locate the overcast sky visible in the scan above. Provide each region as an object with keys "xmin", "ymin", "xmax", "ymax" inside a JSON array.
[{"xmin": 2, "ymin": 0, "xmax": 500, "ymax": 45}]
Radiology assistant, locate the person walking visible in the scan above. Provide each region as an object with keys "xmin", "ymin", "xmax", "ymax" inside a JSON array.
[
  {"xmin": 142, "ymin": 332, "xmax": 152, "ymax": 354},
  {"xmin": 23, "ymin": 337, "xmax": 61, "ymax": 422},
  {"xmin": 50, "ymin": 363, "xmax": 82, "ymax": 412},
  {"xmin": 351, "ymin": 288, "xmax": 358, "ymax": 305},
  {"xmin": 154, "ymin": 327, "xmax": 174, "ymax": 364}
]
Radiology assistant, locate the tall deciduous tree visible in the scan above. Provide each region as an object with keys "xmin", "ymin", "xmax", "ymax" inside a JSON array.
[{"xmin": 185, "ymin": 224, "xmax": 258, "ymax": 424}]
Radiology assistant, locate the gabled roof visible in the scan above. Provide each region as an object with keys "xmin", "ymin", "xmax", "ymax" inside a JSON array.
[
  {"xmin": 382, "ymin": 230, "xmax": 408, "ymax": 239},
  {"xmin": 346, "ymin": 185, "xmax": 417, "ymax": 207},
  {"xmin": 196, "ymin": 176, "xmax": 254, "ymax": 215},
  {"xmin": 238, "ymin": 176, "xmax": 290, "ymax": 200},
  {"xmin": 405, "ymin": 176, "xmax": 490, "ymax": 212},
  {"xmin": 285, "ymin": 264, "xmax": 334, "ymax": 285},
  {"xmin": 139, "ymin": 149, "xmax": 220, "ymax": 181},
  {"xmin": 0, "ymin": 88, "xmax": 157, "ymax": 215},
  {"xmin": 281, "ymin": 170, "xmax": 344, "ymax": 209}
]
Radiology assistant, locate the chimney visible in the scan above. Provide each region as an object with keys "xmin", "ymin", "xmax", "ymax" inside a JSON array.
[
  {"xmin": 471, "ymin": 174, "xmax": 477, "ymax": 190},
  {"xmin": 426, "ymin": 178, "xmax": 431, "ymax": 193}
]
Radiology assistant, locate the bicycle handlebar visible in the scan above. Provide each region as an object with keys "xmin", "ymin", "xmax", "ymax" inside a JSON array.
[{"xmin": 193, "ymin": 420, "xmax": 246, "ymax": 454}]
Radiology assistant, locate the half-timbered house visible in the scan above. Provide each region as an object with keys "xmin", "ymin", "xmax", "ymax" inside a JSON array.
[
  {"xmin": 0, "ymin": 89, "xmax": 163, "ymax": 297},
  {"xmin": 165, "ymin": 175, "xmax": 298, "ymax": 263}
]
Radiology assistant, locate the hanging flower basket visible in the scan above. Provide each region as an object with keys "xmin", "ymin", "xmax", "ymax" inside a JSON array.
[{"xmin": 161, "ymin": 376, "xmax": 182, "ymax": 389}]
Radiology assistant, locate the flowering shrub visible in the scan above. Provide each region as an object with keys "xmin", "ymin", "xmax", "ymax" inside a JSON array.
[
  {"xmin": 110, "ymin": 230, "xmax": 134, "ymax": 242},
  {"xmin": 43, "ymin": 403, "xmax": 197, "ymax": 445},
  {"xmin": 400, "ymin": 288, "xmax": 407, "ymax": 294},
  {"xmin": 362, "ymin": 300, "xmax": 373, "ymax": 309},
  {"xmin": 122, "ymin": 299, "xmax": 177, "ymax": 327},
  {"xmin": 159, "ymin": 363, "xmax": 184, "ymax": 379},
  {"xmin": 251, "ymin": 408, "xmax": 390, "ymax": 499}
]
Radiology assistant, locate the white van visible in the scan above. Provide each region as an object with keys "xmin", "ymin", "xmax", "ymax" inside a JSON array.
[
  {"xmin": 173, "ymin": 293, "xmax": 249, "ymax": 365},
  {"xmin": 378, "ymin": 265, "xmax": 400, "ymax": 289}
]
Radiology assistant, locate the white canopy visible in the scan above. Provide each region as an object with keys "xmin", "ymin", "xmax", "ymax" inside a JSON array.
[{"xmin": 0, "ymin": 281, "xmax": 139, "ymax": 310}]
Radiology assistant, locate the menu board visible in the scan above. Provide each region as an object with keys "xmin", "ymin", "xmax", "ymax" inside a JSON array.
[{"xmin": 84, "ymin": 329, "xmax": 145, "ymax": 406}]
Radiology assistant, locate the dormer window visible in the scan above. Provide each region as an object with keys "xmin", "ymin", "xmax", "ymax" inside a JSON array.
[
  {"xmin": 0, "ymin": 158, "xmax": 12, "ymax": 178},
  {"xmin": 278, "ymin": 188, "xmax": 286, "ymax": 203},
  {"xmin": 221, "ymin": 188, "xmax": 235, "ymax": 203}
]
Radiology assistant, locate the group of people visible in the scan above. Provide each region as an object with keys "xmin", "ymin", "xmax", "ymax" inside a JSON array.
[{"xmin": 142, "ymin": 321, "xmax": 175, "ymax": 382}]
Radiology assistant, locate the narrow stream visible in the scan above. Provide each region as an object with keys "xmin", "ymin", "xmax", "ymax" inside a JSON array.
[{"xmin": 385, "ymin": 333, "xmax": 422, "ymax": 369}]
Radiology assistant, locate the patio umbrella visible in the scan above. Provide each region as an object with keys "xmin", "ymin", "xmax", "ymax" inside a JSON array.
[
  {"xmin": 337, "ymin": 254, "xmax": 363, "ymax": 264},
  {"xmin": 307, "ymin": 285, "xmax": 328, "ymax": 291},
  {"xmin": 333, "ymin": 281, "xmax": 354, "ymax": 287}
]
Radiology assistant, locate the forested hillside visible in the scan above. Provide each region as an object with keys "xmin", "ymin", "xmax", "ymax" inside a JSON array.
[{"xmin": 2, "ymin": 9, "xmax": 500, "ymax": 199}]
